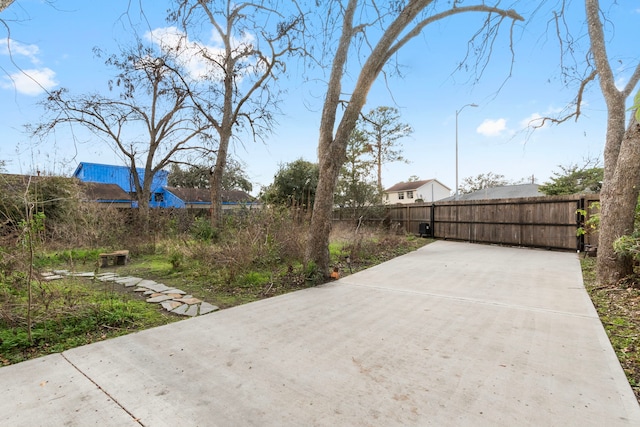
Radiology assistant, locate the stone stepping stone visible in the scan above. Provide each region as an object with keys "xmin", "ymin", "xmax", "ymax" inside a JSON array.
[
  {"xmin": 199, "ymin": 302, "xmax": 219, "ymax": 315},
  {"xmin": 143, "ymin": 282, "xmax": 171, "ymax": 293},
  {"xmin": 174, "ymin": 297, "xmax": 201, "ymax": 305},
  {"xmin": 171, "ymin": 304, "xmax": 190, "ymax": 315},
  {"xmin": 115, "ymin": 277, "xmax": 143, "ymax": 287},
  {"xmin": 70, "ymin": 272, "xmax": 96, "ymax": 277},
  {"xmin": 96, "ymin": 272, "xmax": 117, "ymax": 277},
  {"xmin": 161, "ymin": 288, "xmax": 186, "ymax": 295},
  {"xmin": 136, "ymin": 279, "xmax": 157, "ymax": 288},
  {"xmin": 146, "ymin": 295, "xmax": 174, "ymax": 303},
  {"xmin": 64, "ymin": 270, "xmax": 217, "ymax": 317},
  {"xmin": 164, "ymin": 293, "xmax": 184, "ymax": 299},
  {"xmin": 98, "ymin": 276, "xmax": 119, "ymax": 282},
  {"xmin": 184, "ymin": 305, "xmax": 198, "ymax": 317},
  {"xmin": 161, "ymin": 301, "xmax": 182, "ymax": 311}
]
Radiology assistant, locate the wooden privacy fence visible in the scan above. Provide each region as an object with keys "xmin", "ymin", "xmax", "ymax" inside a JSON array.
[{"xmin": 375, "ymin": 195, "xmax": 599, "ymax": 252}]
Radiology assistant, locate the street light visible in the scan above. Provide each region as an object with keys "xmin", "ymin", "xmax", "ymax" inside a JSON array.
[{"xmin": 455, "ymin": 103, "xmax": 478, "ymax": 199}]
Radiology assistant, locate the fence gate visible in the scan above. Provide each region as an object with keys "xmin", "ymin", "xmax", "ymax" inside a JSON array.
[{"xmin": 380, "ymin": 195, "xmax": 599, "ymax": 251}]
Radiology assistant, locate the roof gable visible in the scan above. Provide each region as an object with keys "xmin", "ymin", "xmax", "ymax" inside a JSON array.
[
  {"xmin": 73, "ymin": 162, "xmax": 169, "ymax": 193},
  {"xmin": 385, "ymin": 179, "xmax": 450, "ymax": 192}
]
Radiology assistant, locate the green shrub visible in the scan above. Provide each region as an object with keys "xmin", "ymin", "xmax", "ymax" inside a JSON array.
[
  {"xmin": 190, "ymin": 217, "xmax": 218, "ymax": 242},
  {"xmin": 168, "ymin": 247, "xmax": 185, "ymax": 270}
]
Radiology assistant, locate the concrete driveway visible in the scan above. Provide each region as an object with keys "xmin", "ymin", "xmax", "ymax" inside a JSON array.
[{"xmin": 1, "ymin": 241, "xmax": 639, "ymax": 426}]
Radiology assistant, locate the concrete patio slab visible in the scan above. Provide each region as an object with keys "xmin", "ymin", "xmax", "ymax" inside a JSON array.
[
  {"xmin": 1, "ymin": 241, "xmax": 638, "ymax": 426},
  {"xmin": 0, "ymin": 354, "xmax": 138, "ymax": 426}
]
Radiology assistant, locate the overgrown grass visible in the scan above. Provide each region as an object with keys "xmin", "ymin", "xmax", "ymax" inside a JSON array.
[
  {"xmin": 1, "ymin": 210, "xmax": 430, "ymax": 366},
  {"xmin": 34, "ymin": 248, "xmax": 105, "ymax": 270},
  {"xmin": 0, "ymin": 275, "xmax": 178, "ymax": 365},
  {"xmin": 582, "ymin": 257, "xmax": 640, "ymax": 403},
  {"xmin": 116, "ymin": 226, "xmax": 430, "ymax": 310}
]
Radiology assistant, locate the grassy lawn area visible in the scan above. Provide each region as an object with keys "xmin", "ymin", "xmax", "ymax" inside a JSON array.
[
  {"xmin": 6, "ymin": 232, "xmax": 637, "ymax": 409},
  {"xmin": 0, "ymin": 273, "xmax": 179, "ymax": 365},
  {"xmin": 582, "ymin": 257, "xmax": 640, "ymax": 403},
  {"xmin": 1, "ymin": 231, "xmax": 430, "ymax": 366}
]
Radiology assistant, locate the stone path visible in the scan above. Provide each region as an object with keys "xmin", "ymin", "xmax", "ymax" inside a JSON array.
[{"xmin": 41, "ymin": 270, "xmax": 219, "ymax": 317}]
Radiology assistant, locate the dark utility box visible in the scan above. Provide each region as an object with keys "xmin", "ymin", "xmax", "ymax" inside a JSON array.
[{"xmin": 419, "ymin": 222, "xmax": 432, "ymax": 238}]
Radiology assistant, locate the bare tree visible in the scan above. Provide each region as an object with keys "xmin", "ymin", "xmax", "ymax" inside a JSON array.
[
  {"xmin": 31, "ymin": 43, "xmax": 213, "ymax": 227},
  {"xmin": 584, "ymin": 0, "xmax": 640, "ymax": 284},
  {"xmin": 459, "ymin": 172, "xmax": 510, "ymax": 195},
  {"xmin": 169, "ymin": 0, "xmax": 302, "ymax": 228},
  {"xmin": 168, "ymin": 157, "xmax": 253, "ymax": 192},
  {"xmin": 536, "ymin": 1, "xmax": 640, "ymax": 284},
  {"xmin": 304, "ymin": 0, "xmax": 524, "ymax": 275},
  {"xmin": 361, "ymin": 106, "xmax": 412, "ymax": 190}
]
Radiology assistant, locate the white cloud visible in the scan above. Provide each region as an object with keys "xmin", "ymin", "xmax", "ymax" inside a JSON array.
[
  {"xmin": 1, "ymin": 68, "xmax": 58, "ymax": 96},
  {"xmin": 145, "ymin": 26, "xmax": 259, "ymax": 82},
  {"xmin": 0, "ymin": 38, "xmax": 57, "ymax": 95},
  {"xmin": 519, "ymin": 113, "xmax": 545, "ymax": 129},
  {"xmin": 476, "ymin": 118, "xmax": 507, "ymax": 137},
  {"xmin": 0, "ymin": 38, "xmax": 41, "ymax": 64},
  {"xmin": 145, "ymin": 27, "xmax": 212, "ymax": 79}
]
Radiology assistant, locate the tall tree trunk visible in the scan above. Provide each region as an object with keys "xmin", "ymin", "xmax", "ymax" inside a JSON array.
[
  {"xmin": 376, "ymin": 133, "xmax": 383, "ymax": 190},
  {"xmin": 305, "ymin": 138, "xmax": 347, "ymax": 274},
  {"xmin": 210, "ymin": 130, "xmax": 231, "ymax": 229},
  {"xmin": 586, "ymin": 0, "xmax": 640, "ymax": 284},
  {"xmin": 304, "ymin": 1, "xmax": 523, "ymax": 276},
  {"xmin": 597, "ymin": 114, "xmax": 640, "ymax": 284},
  {"xmin": 138, "ymin": 197, "xmax": 151, "ymax": 235},
  {"xmin": 131, "ymin": 163, "xmax": 152, "ymax": 236}
]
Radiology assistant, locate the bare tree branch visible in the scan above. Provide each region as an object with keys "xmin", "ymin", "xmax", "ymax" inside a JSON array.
[
  {"xmin": 170, "ymin": 0, "xmax": 302, "ymax": 227},
  {"xmin": 305, "ymin": 0, "xmax": 525, "ymax": 274},
  {"xmin": 30, "ymin": 42, "xmax": 215, "ymax": 227}
]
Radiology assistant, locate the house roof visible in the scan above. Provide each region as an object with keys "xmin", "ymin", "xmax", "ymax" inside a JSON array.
[
  {"xmin": 78, "ymin": 181, "xmax": 131, "ymax": 202},
  {"xmin": 384, "ymin": 179, "xmax": 450, "ymax": 192},
  {"xmin": 73, "ymin": 162, "xmax": 169, "ymax": 178},
  {"xmin": 442, "ymin": 184, "xmax": 543, "ymax": 201},
  {"xmin": 0, "ymin": 174, "xmax": 131, "ymax": 205},
  {"xmin": 165, "ymin": 187, "xmax": 210, "ymax": 203},
  {"xmin": 164, "ymin": 187, "xmax": 255, "ymax": 204}
]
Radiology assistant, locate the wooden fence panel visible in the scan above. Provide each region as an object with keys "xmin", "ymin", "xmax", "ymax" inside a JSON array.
[{"xmin": 381, "ymin": 195, "xmax": 596, "ymax": 251}]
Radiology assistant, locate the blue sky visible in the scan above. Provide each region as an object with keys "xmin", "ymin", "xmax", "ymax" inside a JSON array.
[{"xmin": 1, "ymin": 0, "xmax": 638, "ymax": 194}]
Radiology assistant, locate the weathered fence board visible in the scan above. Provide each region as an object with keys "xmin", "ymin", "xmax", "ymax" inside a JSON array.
[{"xmin": 334, "ymin": 195, "xmax": 600, "ymax": 252}]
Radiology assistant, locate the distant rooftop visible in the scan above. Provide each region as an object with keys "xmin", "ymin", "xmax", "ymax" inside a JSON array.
[
  {"xmin": 165, "ymin": 187, "xmax": 255, "ymax": 204},
  {"xmin": 385, "ymin": 179, "xmax": 451, "ymax": 192},
  {"xmin": 78, "ymin": 181, "xmax": 131, "ymax": 202},
  {"xmin": 441, "ymin": 184, "xmax": 543, "ymax": 201}
]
